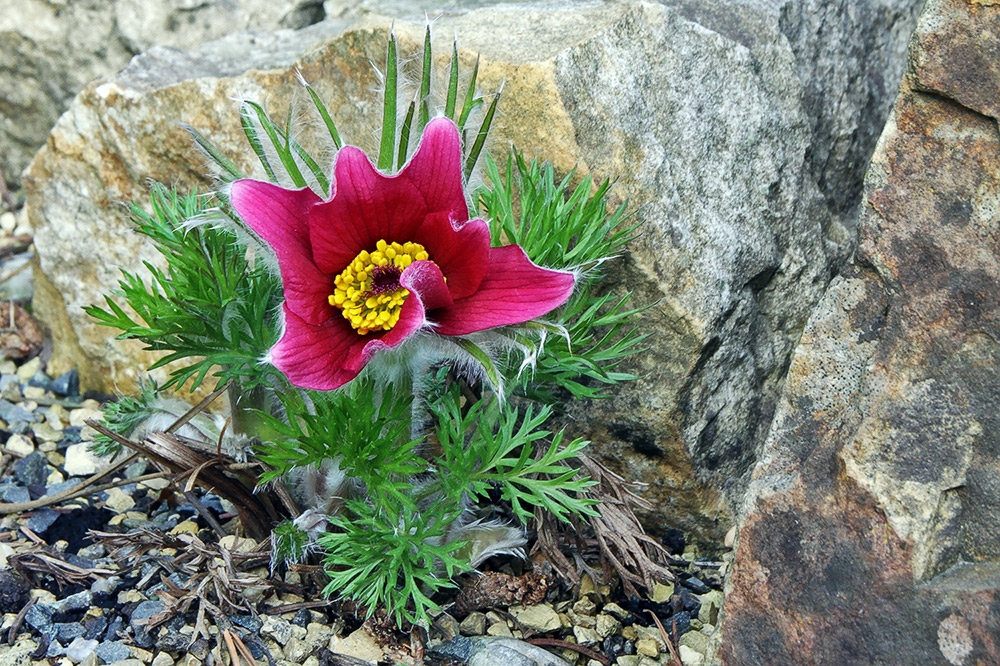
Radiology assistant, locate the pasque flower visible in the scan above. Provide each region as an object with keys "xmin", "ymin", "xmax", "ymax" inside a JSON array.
[{"xmin": 230, "ymin": 118, "xmax": 575, "ymax": 390}]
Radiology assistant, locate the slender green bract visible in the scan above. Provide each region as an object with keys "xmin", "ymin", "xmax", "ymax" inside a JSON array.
[{"xmin": 378, "ymin": 32, "xmax": 398, "ymax": 170}]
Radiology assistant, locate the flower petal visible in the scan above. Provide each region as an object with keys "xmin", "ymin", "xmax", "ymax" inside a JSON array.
[
  {"xmin": 414, "ymin": 213, "xmax": 489, "ymax": 300},
  {"xmin": 401, "ymin": 260, "xmax": 453, "ymax": 312},
  {"xmin": 270, "ymin": 305, "xmax": 368, "ymax": 391},
  {"xmin": 230, "ymin": 179, "xmax": 318, "ymax": 243},
  {"xmin": 230, "ymin": 180, "xmax": 333, "ymax": 325},
  {"xmin": 432, "ymin": 245, "xmax": 576, "ymax": 336},
  {"xmin": 401, "ymin": 117, "xmax": 469, "ymax": 222},
  {"xmin": 356, "ymin": 286, "xmax": 430, "ymax": 365},
  {"xmin": 309, "ymin": 147, "xmax": 428, "ymax": 274}
]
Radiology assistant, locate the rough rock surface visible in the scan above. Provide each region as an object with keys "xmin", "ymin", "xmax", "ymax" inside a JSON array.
[
  {"xmin": 0, "ymin": 0, "xmax": 330, "ymax": 190},
  {"xmin": 25, "ymin": 0, "xmax": 921, "ymax": 542},
  {"xmin": 723, "ymin": 0, "xmax": 1000, "ymax": 663},
  {"xmin": 553, "ymin": 0, "xmax": 922, "ymax": 542}
]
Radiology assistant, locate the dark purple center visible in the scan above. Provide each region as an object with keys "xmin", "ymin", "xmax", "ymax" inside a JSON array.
[{"xmin": 369, "ymin": 264, "xmax": 402, "ymax": 295}]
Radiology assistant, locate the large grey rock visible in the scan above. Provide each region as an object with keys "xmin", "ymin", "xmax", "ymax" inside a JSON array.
[
  {"xmin": 114, "ymin": 0, "xmax": 325, "ymax": 54},
  {"xmin": 724, "ymin": 0, "xmax": 1000, "ymax": 663},
  {"xmin": 25, "ymin": 0, "xmax": 921, "ymax": 544},
  {"xmin": 550, "ymin": 0, "xmax": 921, "ymax": 541},
  {"xmin": 433, "ymin": 636, "xmax": 572, "ymax": 666},
  {"xmin": 0, "ymin": 0, "xmax": 331, "ymax": 191}
]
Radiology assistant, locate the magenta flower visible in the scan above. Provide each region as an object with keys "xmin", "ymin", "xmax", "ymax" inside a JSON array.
[{"xmin": 229, "ymin": 118, "xmax": 575, "ymax": 390}]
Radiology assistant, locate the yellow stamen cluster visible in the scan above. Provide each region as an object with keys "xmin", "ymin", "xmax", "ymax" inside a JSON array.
[{"xmin": 329, "ymin": 239, "xmax": 430, "ymax": 334}]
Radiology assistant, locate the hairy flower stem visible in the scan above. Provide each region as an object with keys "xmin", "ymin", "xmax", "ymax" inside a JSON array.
[{"xmin": 228, "ymin": 382, "xmax": 278, "ymax": 442}]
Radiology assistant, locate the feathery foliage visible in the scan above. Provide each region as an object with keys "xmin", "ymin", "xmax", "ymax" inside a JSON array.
[
  {"xmin": 263, "ymin": 368, "xmax": 599, "ymax": 624},
  {"xmin": 89, "ymin": 379, "xmax": 161, "ymax": 459},
  {"xmin": 431, "ymin": 380, "xmax": 599, "ymax": 523},
  {"xmin": 319, "ymin": 493, "xmax": 468, "ymax": 625},
  {"xmin": 271, "ymin": 520, "xmax": 312, "ymax": 567},
  {"xmin": 84, "ymin": 184, "xmax": 281, "ymax": 393},
  {"xmin": 254, "ymin": 378, "xmax": 421, "ymax": 488},
  {"xmin": 477, "ymin": 152, "xmax": 647, "ymax": 401}
]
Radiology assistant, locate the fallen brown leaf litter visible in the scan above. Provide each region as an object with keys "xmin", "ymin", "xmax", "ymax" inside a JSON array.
[{"xmin": 0, "ymin": 302, "xmax": 42, "ymax": 362}]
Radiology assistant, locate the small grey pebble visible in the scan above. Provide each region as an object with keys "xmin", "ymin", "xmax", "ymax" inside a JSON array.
[
  {"xmin": 103, "ymin": 616, "xmax": 125, "ymax": 642},
  {"xmin": 77, "ymin": 544, "xmax": 106, "ymax": 559},
  {"xmin": 291, "ymin": 608, "xmax": 311, "ymax": 627},
  {"xmin": 24, "ymin": 603, "xmax": 55, "ymax": 632},
  {"xmin": 8, "ymin": 421, "xmax": 31, "ymax": 435},
  {"xmin": 244, "ymin": 639, "xmax": 264, "ymax": 659},
  {"xmin": 84, "ymin": 615, "xmax": 108, "ymax": 640},
  {"xmin": 53, "ymin": 590, "xmax": 92, "ymax": 614},
  {"xmin": 434, "ymin": 636, "xmax": 572, "ymax": 666},
  {"xmin": 679, "ymin": 576, "xmax": 711, "ymax": 595},
  {"xmin": 231, "ymin": 614, "xmax": 263, "ymax": 633},
  {"xmin": 45, "ymin": 637, "xmax": 66, "ymax": 658},
  {"xmin": 130, "ymin": 600, "xmax": 165, "ymax": 625},
  {"xmin": 91, "ymin": 575, "xmax": 118, "ymax": 596},
  {"xmin": 135, "ymin": 629, "xmax": 156, "ymax": 649},
  {"xmin": 55, "ymin": 622, "xmax": 87, "ymax": 642},
  {"xmin": 66, "ymin": 554, "xmax": 96, "ymax": 569},
  {"xmin": 45, "ymin": 480, "xmax": 78, "ymax": 496},
  {"xmin": 96, "ymin": 640, "xmax": 130, "ymax": 663},
  {"xmin": 156, "ymin": 631, "xmax": 190, "ymax": 653},
  {"xmin": 124, "ymin": 460, "xmax": 148, "ymax": 479},
  {"xmin": 49, "ymin": 370, "xmax": 79, "ymax": 397},
  {"xmin": 201, "ymin": 494, "xmax": 224, "ymax": 512},
  {"xmin": 65, "ymin": 636, "xmax": 98, "ymax": 663},
  {"xmin": 13, "ymin": 451, "xmax": 50, "ymax": 486},
  {"xmin": 0, "ymin": 399, "xmax": 35, "ymax": 424},
  {"xmin": 131, "ymin": 599, "xmax": 165, "ymax": 646},
  {"xmin": 27, "ymin": 507, "xmax": 59, "ymax": 533},
  {"xmin": 28, "ymin": 371, "xmax": 50, "ymax": 389},
  {"xmin": 0, "ymin": 570, "xmax": 29, "ymax": 613},
  {"xmin": 147, "ymin": 513, "xmax": 179, "ymax": 531},
  {"xmin": 3, "ymin": 485, "xmax": 30, "ymax": 504},
  {"xmin": 165, "ymin": 572, "xmax": 188, "ymax": 588}
]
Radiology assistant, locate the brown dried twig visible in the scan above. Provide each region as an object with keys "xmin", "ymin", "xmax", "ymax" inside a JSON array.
[
  {"xmin": 531, "ymin": 508, "xmax": 596, "ymax": 586},
  {"xmin": 220, "ymin": 621, "xmax": 258, "ymax": 666},
  {"xmin": 264, "ymin": 599, "xmax": 332, "ymax": 615},
  {"xmin": 646, "ymin": 610, "xmax": 683, "ymax": 666},
  {"xmin": 85, "ymin": 422, "xmax": 284, "ymax": 541},
  {"xmin": 526, "ymin": 638, "xmax": 611, "ymax": 666},
  {"xmin": 4, "ymin": 469, "xmax": 169, "ymax": 514},
  {"xmin": 0, "ymin": 452, "xmax": 141, "ymax": 514},
  {"xmin": 7, "ymin": 547, "xmax": 116, "ymax": 590},
  {"xmin": 7, "ymin": 598, "xmax": 35, "ymax": 645},
  {"xmin": 580, "ymin": 454, "xmax": 674, "ymax": 593}
]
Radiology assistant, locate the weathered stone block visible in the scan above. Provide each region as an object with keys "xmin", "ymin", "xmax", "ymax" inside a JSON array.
[{"xmin": 724, "ymin": 1, "xmax": 1000, "ymax": 662}]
